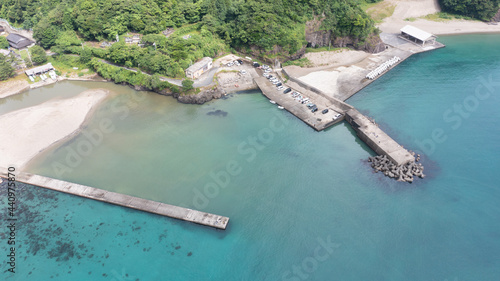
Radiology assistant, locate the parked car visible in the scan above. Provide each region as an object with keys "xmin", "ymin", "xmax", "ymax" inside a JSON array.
[
  {"xmin": 240, "ymin": 70, "xmax": 247, "ymax": 74},
  {"xmin": 333, "ymin": 113, "xmax": 342, "ymax": 120},
  {"xmin": 227, "ymin": 62, "xmax": 234, "ymax": 67},
  {"xmin": 276, "ymin": 82, "xmax": 282, "ymax": 87},
  {"xmin": 283, "ymin": 88, "xmax": 292, "ymax": 94},
  {"xmin": 253, "ymin": 62, "xmax": 260, "ymax": 67},
  {"xmin": 272, "ymin": 80, "xmax": 279, "ymax": 85},
  {"xmin": 322, "ymin": 109, "xmax": 329, "ymax": 114},
  {"xmin": 237, "ymin": 59, "xmax": 243, "ymax": 64},
  {"xmin": 311, "ymin": 107, "xmax": 318, "ymax": 113},
  {"xmin": 277, "ymin": 86, "xmax": 284, "ymax": 90}
]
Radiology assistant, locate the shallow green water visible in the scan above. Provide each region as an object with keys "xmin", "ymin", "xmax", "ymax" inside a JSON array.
[{"xmin": 2, "ymin": 34, "xmax": 499, "ymax": 281}]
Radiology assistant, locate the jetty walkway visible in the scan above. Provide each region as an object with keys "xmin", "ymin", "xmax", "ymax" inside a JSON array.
[
  {"xmin": 254, "ymin": 33, "xmax": 445, "ymax": 167},
  {"xmin": 0, "ymin": 170, "xmax": 229, "ymax": 230}
]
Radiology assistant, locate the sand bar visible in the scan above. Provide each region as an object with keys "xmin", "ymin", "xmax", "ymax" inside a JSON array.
[{"xmin": 0, "ymin": 89, "xmax": 109, "ymax": 170}]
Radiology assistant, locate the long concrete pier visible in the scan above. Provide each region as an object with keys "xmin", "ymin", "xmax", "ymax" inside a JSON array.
[{"xmin": 0, "ymin": 170, "xmax": 229, "ymax": 230}]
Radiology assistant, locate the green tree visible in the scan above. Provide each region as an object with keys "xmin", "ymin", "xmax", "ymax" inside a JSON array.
[
  {"xmin": 80, "ymin": 48, "xmax": 93, "ymax": 63},
  {"xmin": 182, "ymin": 78, "xmax": 194, "ymax": 90},
  {"xmin": 0, "ymin": 37, "xmax": 9, "ymax": 49},
  {"xmin": 54, "ymin": 30, "xmax": 82, "ymax": 52},
  {"xmin": 30, "ymin": 45, "xmax": 48, "ymax": 65},
  {"xmin": 0, "ymin": 55, "xmax": 15, "ymax": 81},
  {"xmin": 439, "ymin": 0, "xmax": 500, "ymax": 20}
]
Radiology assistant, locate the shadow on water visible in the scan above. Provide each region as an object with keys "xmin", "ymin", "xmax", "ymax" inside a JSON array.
[{"xmin": 206, "ymin": 109, "xmax": 228, "ymax": 117}]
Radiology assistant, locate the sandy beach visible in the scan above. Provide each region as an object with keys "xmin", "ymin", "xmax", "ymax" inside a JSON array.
[
  {"xmin": 0, "ymin": 89, "xmax": 109, "ymax": 170},
  {"xmin": 379, "ymin": 0, "xmax": 500, "ymax": 35}
]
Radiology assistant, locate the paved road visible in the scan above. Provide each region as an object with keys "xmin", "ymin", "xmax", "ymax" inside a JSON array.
[
  {"xmin": 193, "ymin": 67, "xmax": 219, "ymax": 88},
  {"xmin": 98, "ymin": 59, "xmax": 221, "ymax": 87}
]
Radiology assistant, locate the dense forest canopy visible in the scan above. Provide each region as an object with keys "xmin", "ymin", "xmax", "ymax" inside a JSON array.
[
  {"xmin": 439, "ymin": 0, "xmax": 500, "ymax": 20},
  {"xmin": 0, "ymin": 0, "xmax": 376, "ymax": 54}
]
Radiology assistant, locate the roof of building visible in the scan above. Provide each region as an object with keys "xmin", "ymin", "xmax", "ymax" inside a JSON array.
[
  {"xmin": 6, "ymin": 33, "xmax": 33, "ymax": 49},
  {"xmin": 400, "ymin": 25, "xmax": 435, "ymax": 42},
  {"xmin": 25, "ymin": 63, "xmax": 54, "ymax": 76},
  {"xmin": 186, "ymin": 57, "xmax": 212, "ymax": 73}
]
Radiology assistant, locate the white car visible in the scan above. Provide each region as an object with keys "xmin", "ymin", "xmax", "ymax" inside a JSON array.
[
  {"xmin": 277, "ymin": 86, "xmax": 284, "ymax": 90},
  {"xmin": 333, "ymin": 113, "xmax": 342, "ymax": 120},
  {"xmin": 240, "ymin": 70, "xmax": 247, "ymax": 74},
  {"xmin": 227, "ymin": 62, "xmax": 234, "ymax": 67},
  {"xmin": 272, "ymin": 80, "xmax": 280, "ymax": 85}
]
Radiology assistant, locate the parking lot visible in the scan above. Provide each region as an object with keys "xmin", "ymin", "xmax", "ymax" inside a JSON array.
[{"xmin": 254, "ymin": 75, "xmax": 345, "ymax": 131}]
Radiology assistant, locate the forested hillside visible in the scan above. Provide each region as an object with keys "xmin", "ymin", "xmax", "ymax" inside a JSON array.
[
  {"xmin": 0, "ymin": 0, "xmax": 377, "ymax": 55},
  {"xmin": 439, "ymin": 0, "xmax": 500, "ymax": 21}
]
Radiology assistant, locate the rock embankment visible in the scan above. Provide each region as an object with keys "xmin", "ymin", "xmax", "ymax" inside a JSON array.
[
  {"xmin": 305, "ymin": 18, "xmax": 385, "ymax": 53},
  {"xmin": 176, "ymin": 87, "xmax": 224, "ymax": 104},
  {"xmin": 128, "ymin": 83, "xmax": 225, "ymax": 105},
  {"xmin": 368, "ymin": 154, "xmax": 425, "ymax": 183},
  {"xmin": 492, "ymin": 9, "xmax": 500, "ymax": 22}
]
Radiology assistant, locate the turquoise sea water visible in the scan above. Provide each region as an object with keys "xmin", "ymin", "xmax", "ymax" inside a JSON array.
[{"xmin": 1, "ymin": 34, "xmax": 500, "ymax": 280}]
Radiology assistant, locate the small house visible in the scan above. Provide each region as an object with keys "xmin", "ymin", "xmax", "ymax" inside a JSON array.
[
  {"xmin": 6, "ymin": 33, "xmax": 33, "ymax": 49},
  {"xmin": 25, "ymin": 63, "xmax": 55, "ymax": 76},
  {"xmin": 125, "ymin": 35, "xmax": 141, "ymax": 44},
  {"xmin": 185, "ymin": 57, "xmax": 213, "ymax": 79}
]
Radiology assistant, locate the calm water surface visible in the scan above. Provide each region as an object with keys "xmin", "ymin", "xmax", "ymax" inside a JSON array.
[{"xmin": 1, "ymin": 34, "xmax": 499, "ymax": 280}]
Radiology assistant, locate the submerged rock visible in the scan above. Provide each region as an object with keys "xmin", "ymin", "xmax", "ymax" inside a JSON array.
[{"xmin": 206, "ymin": 110, "xmax": 228, "ymax": 117}]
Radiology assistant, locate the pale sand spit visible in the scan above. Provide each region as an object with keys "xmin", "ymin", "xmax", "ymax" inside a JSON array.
[{"xmin": 0, "ymin": 89, "xmax": 109, "ymax": 170}]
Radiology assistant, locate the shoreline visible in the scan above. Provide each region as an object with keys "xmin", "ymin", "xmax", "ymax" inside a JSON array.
[{"xmin": 0, "ymin": 89, "xmax": 110, "ymax": 171}]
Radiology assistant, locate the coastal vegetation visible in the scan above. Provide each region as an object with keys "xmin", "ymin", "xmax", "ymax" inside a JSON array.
[
  {"xmin": 0, "ymin": 0, "xmax": 378, "ymax": 66},
  {"xmin": 89, "ymin": 58, "xmax": 179, "ymax": 93},
  {"xmin": 361, "ymin": 1, "xmax": 396, "ymax": 23},
  {"xmin": 30, "ymin": 45, "xmax": 47, "ymax": 65},
  {"xmin": 0, "ymin": 36, "xmax": 9, "ymax": 49},
  {"xmin": 438, "ymin": 0, "xmax": 500, "ymax": 21},
  {"xmin": 0, "ymin": 54, "xmax": 15, "ymax": 81}
]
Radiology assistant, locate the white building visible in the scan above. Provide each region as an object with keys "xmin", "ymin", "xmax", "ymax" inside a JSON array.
[
  {"xmin": 400, "ymin": 25, "xmax": 437, "ymax": 46},
  {"xmin": 185, "ymin": 57, "xmax": 213, "ymax": 79}
]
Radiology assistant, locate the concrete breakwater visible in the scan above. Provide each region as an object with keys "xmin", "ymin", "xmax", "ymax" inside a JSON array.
[
  {"xmin": 344, "ymin": 109, "xmax": 414, "ymax": 166},
  {"xmin": 0, "ymin": 170, "xmax": 229, "ymax": 229}
]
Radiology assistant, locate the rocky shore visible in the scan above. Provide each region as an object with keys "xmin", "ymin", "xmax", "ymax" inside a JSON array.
[{"xmin": 368, "ymin": 154, "xmax": 425, "ymax": 183}]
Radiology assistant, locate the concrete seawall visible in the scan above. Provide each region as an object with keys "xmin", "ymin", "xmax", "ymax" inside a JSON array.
[
  {"xmin": 255, "ymin": 77, "xmax": 347, "ymax": 131},
  {"xmin": 344, "ymin": 109, "xmax": 414, "ymax": 165},
  {"xmin": 0, "ymin": 170, "xmax": 229, "ymax": 230}
]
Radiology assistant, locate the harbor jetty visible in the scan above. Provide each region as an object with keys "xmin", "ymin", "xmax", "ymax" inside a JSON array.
[
  {"xmin": 254, "ymin": 27, "xmax": 444, "ymax": 181},
  {"xmin": 0, "ymin": 170, "xmax": 229, "ymax": 229}
]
